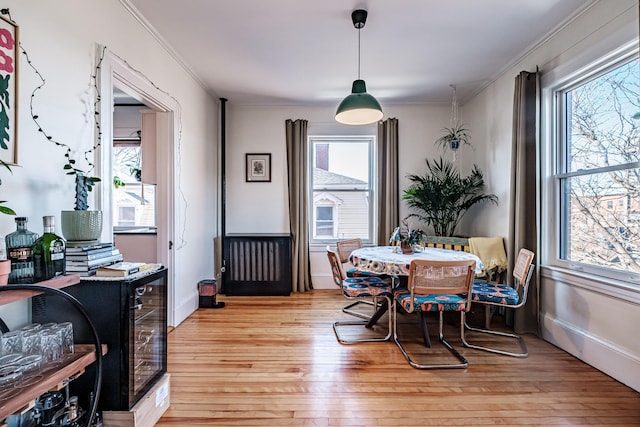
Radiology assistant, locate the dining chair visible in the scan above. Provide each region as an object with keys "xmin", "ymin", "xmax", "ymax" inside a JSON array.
[
  {"xmin": 335, "ymin": 238, "xmax": 386, "ymax": 320},
  {"xmin": 393, "ymin": 259, "xmax": 476, "ymax": 369},
  {"xmin": 326, "ymin": 247, "xmax": 392, "ymax": 344},
  {"xmin": 336, "ymin": 238, "xmax": 384, "ymax": 278},
  {"xmin": 462, "ymin": 248, "xmax": 535, "ymax": 357}
]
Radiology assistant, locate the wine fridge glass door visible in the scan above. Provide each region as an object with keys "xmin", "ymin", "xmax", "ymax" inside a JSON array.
[{"xmin": 130, "ymin": 277, "xmax": 167, "ymax": 406}]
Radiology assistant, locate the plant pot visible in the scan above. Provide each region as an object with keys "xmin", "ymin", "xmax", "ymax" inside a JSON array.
[
  {"xmin": 400, "ymin": 242, "xmax": 414, "ymax": 255},
  {"xmin": 61, "ymin": 210, "xmax": 103, "ymax": 242},
  {"xmin": 0, "ymin": 259, "xmax": 10, "ymax": 285}
]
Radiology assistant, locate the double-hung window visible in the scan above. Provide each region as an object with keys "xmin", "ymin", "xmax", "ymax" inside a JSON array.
[
  {"xmin": 550, "ymin": 51, "xmax": 640, "ymax": 283},
  {"xmin": 308, "ymin": 136, "xmax": 375, "ymax": 244}
]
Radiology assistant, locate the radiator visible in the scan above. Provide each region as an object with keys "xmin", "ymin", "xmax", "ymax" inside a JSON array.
[{"xmin": 223, "ymin": 234, "xmax": 292, "ymax": 296}]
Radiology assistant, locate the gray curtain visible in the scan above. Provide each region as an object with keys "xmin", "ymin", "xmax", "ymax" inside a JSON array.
[
  {"xmin": 285, "ymin": 119, "xmax": 312, "ymax": 292},
  {"xmin": 376, "ymin": 118, "xmax": 399, "ymax": 245},
  {"xmin": 509, "ymin": 71, "xmax": 539, "ymax": 335}
]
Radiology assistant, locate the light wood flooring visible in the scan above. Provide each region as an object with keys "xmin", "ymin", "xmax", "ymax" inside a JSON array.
[{"xmin": 157, "ymin": 290, "xmax": 640, "ymax": 426}]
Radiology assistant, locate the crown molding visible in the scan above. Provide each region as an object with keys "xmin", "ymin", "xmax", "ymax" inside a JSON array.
[{"xmin": 118, "ymin": 0, "xmax": 213, "ymax": 94}]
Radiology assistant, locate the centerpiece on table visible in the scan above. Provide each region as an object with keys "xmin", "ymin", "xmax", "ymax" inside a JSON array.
[{"xmin": 389, "ymin": 218, "xmax": 424, "ymax": 254}]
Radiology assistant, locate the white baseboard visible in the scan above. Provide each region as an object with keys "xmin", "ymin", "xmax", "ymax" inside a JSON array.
[
  {"xmin": 312, "ymin": 274, "xmax": 335, "ymax": 289},
  {"xmin": 173, "ymin": 292, "xmax": 198, "ymax": 327},
  {"xmin": 542, "ymin": 313, "xmax": 640, "ymax": 392}
]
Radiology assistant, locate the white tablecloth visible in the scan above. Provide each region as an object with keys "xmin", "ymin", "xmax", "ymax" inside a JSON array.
[{"xmin": 349, "ymin": 246, "xmax": 483, "ymax": 276}]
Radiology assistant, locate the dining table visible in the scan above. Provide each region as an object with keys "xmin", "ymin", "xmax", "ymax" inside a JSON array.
[
  {"xmin": 349, "ymin": 245, "xmax": 484, "ymax": 276},
  {"xmin": 348, "ymin": 245, "xmax": 483, "ymax": 329}
]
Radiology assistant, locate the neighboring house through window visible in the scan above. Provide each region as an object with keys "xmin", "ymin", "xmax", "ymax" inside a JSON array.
[
  {"xmin": 309, "ymin": 136, "xmax": 375, "ymax": 244},
  {"xmin": 112, "ymin": 139, "xmax": 157, "ymax": 230}
]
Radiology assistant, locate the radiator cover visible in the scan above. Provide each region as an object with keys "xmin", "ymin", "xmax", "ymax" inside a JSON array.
[{"xmin": 223, "ymin": 234, "xmax": 292, "ymax": 296}]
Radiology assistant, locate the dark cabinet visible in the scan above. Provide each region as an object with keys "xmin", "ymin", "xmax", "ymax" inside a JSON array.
[{"xmin": 32, "ymin": 267, "xmax": 167, "ymax": 411}]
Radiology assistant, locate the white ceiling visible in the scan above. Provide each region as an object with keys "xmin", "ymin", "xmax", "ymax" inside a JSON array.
[{"xmin": 125, "ymin": 0, "xmax": 594, "ymax": 107}]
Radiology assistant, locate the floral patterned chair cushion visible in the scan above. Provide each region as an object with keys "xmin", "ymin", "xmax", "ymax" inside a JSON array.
[
  {"xmin": 342, "ymin": 277, "xmax": 392, "ymax": 299},
  {"xmin": 471, "ymin": 281, "xmax": 519, "ymax": 305},
  {"xmin": 394, "ymin": 288, "xmax": 468, "ymax": 312},
  {"xmin": 346, "ymin": 267, "xmax": 387, "ymax": 278}
]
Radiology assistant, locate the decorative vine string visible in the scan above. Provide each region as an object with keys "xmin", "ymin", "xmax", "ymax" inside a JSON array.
[
  {"xmin": 2, "ymin": 8, "xmax": 104, "ymax": 177},
  {"xmin": 0, "ymin": 8, "xmax": 187, "ymax": 249}
]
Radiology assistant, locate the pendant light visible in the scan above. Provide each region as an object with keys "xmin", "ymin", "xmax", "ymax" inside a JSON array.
[{"xmin": 335, "ymin": 9, "xmax": 383, "ymax": 125}]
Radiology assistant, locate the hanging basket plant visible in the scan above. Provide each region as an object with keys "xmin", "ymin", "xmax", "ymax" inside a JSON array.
[
  {"xmin": 435, "ymin": 123, "xmax": 471, "ymax": 151},
  {"xmin": 436, "ymin": 85, "xmax": 472, "ymax": 153}
]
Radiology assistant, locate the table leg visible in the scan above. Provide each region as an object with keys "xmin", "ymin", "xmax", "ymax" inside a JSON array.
[
  {"xmin": 420, "ymin": 312, "xmax": 432, "ymax": 348},
  {"xmin": 366, "ymin": 299, "xmax": 388, "ymax": 328}
]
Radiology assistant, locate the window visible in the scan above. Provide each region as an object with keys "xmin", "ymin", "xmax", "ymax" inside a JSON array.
[
  {"xmin": 315, "ymin": 206, "xmax": 334, "ymax": 237},
  {"xmin": 553, "ymin": 54, "xmax": 640, "ymax": 280},
  {"xmin": 112, "ymin": 139, "xmax": 157, "ymax": 230},
  {"xmin": 118, "ymin": 206, "xmax": 136, "ymax": 226},
  {"xmin": 309, "ymin": 136, "xmax": 374, "ymax": 244}
]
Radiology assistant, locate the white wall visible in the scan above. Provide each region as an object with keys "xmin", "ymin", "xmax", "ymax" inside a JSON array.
[
  {"xmin": 0, "ymin": 0, "xmax": 218, "ymax": 327},
  {"xmin": 463, "ymin": 0, "xmax": 639, "ymax": 391},
  {"xmin": 226, "ymin": 103, "xmax": 452, "ymax": 289}
]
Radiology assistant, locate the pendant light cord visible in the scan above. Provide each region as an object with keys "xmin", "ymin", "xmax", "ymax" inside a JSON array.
[{"xmin": 357, "ymin": 27, "xmax": 361, "ymax": 80}]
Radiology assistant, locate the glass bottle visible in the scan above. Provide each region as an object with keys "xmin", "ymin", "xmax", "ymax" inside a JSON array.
[
  {"xmin": 33, "ymin": 215, "xmax": 66, "ymax": 282},
  {"xmin": 5, "ymin": 217, "xmax": 39, "ymax": 283}
]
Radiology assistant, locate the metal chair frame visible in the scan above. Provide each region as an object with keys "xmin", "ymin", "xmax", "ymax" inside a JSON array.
[
  {"xmin": 462, "ymin": 248, "xmax": 535, "ymax": 357},
  {"xmin": 335, "ymin": 239, "xmax": 382, "ymax": 320},
  {"xmin": 393, "ymin": 259, "xmax": 475, "ymax": 369},
  {"xmin": 327, "ymin": 248, "xmax": 392, "ymax": 344}
]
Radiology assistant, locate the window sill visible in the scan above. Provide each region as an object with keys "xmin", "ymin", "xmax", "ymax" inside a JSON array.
[
  {"xmin": 114, "ymin": 227, "xmax": 157, "ymax": 235},
  {"xmin": 541, "ymin": 265, "xmax": 640, "ymax": 305}
]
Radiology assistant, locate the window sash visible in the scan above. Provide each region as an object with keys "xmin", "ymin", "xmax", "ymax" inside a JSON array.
[
  {"xmin": 308, "ymin": 136, "xmax": 375, "ymax": 244},
  {"xmin": 551, "ymin": 52, "xmax": 640, "ymax": 283}
]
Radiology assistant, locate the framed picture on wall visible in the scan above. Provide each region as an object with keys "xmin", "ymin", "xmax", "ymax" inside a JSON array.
[
  {"xmin": 246, "ymin": 153, "xmax": 271, "ymax": 182},
  {"xmin": 0, "ymin": 15, "xmax": 18, "ymax": 165}
]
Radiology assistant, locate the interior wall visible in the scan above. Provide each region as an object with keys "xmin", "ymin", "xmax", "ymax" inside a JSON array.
[
  {"xmin": 463, "ymin": 0, "xmax": 639, "ymax": 391},
  {"xmin": 0, "ymin": 0, "xmax": 218, "ymax": 327},
  {"xmin": 226, "ymin": 103, "xmax": 452, "ymax": 289}
]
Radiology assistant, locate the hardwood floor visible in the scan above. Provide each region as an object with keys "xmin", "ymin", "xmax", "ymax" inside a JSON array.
[{"xmin": 157, "ymin": 290, "xmax": 640, "ymax": 426}]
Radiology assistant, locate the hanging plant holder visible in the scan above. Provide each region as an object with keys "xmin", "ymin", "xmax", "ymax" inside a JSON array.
[{"xmin": 435, "ymin": 85, "xmax": 472, "ymax": 153}]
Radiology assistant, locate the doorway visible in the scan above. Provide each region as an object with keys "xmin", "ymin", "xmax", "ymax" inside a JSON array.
[{"xmin": 96, "ymin": 47, "xmax": 178, "ymax": 326}]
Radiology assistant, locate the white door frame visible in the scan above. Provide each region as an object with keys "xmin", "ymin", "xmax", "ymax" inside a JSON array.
[{"xmin": 96, "ymin": 45, "xmax": 178, "ymax": 326}]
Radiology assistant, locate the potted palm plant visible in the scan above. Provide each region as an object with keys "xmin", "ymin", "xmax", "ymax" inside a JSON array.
[{"xmin": 402, "ymin": 157, "xmax": 497, "ymax": 237}]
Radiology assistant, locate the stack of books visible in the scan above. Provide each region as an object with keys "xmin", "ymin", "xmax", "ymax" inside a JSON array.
[
  {"xmin": 96, "ymin": 261, "xmax": 150, "ymax": 277},
  {"xmin": 65, "ymin": 242, "xmax": 123, "ymax": 276}
]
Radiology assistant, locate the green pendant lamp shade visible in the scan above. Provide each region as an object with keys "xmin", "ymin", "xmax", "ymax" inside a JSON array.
[
  {"xmin": 335, "ymin": 9, "xmax": 383, "ymax": 126},
  {"xmin": 335, "ymin": 79, "xmax": 383, "ymax": 125}
]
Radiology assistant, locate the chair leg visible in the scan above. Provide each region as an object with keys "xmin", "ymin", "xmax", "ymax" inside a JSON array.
[
  {"xmin": 462, "ymin": 318, "xmax": 528, "ymax": 357},
  {"xmin": 392, "ymin": 302, "xmax": 468, "ymax": 369},
  {"xmin": 333, "ymin": 295, "xmax": 392, "ymax": 345}
]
